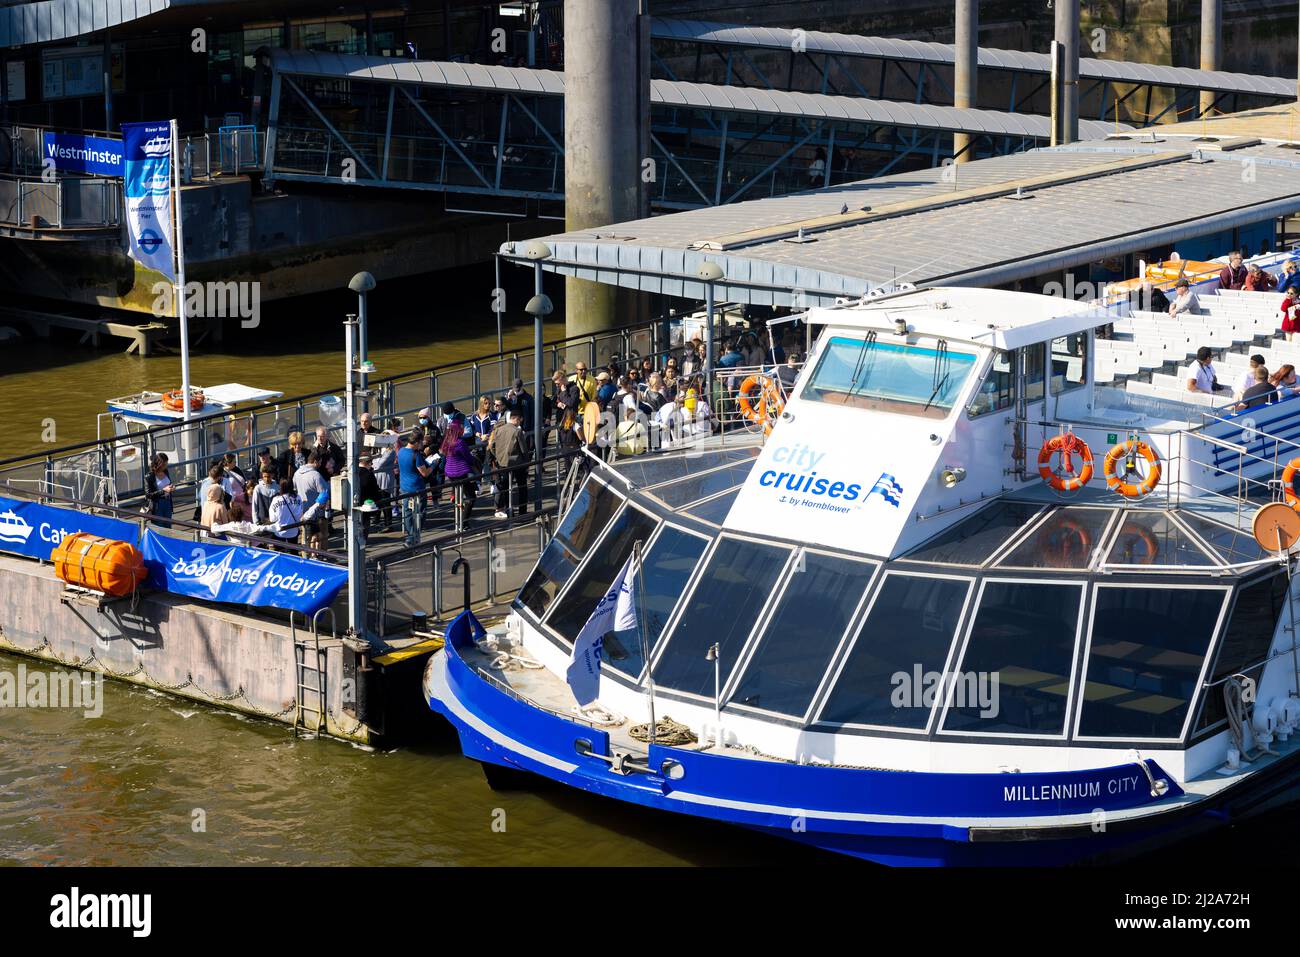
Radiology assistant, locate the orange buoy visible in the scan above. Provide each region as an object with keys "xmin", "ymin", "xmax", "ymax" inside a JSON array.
[
  {"xmin": 1037, "ymin": 433, "xmax": 1094, "ymax": 492},
  {"xmin": 1103, "ymin": 439, "xmax": 1162, "ymax": 498},
  {"xmin": 51, "ymin": 533, "xmax": 147, "ymax": 597},
  {"xmin": 737, "ymin": 374, "xmax": 784, "ymax": 434},
  {"xmin": 161, "ymin": 389, "xmax": 204, "ymax": 412}
]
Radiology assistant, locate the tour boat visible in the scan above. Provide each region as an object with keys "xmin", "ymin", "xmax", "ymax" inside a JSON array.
[
  {"xmin": 104, "ymin": 383, "xmax": 284, "ymax": 427},
  {"xmin": 424, "ymin": 266, "xmax": 1300, "ymax": 865}
]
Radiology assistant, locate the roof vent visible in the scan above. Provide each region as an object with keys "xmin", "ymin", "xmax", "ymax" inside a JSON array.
[
  {"xmin": 784, "ymin": 226, "xmax": 817, "ymax": 244},
  {"xmin": 1008, "ymin": 185, "xmax": 1032, "ymax": 201}
]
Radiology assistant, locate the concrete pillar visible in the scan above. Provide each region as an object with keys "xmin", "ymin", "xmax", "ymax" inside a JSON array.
[
  {"xmin": 1200, "ymin": 0, "xmax": 1221, "ymax": 117},
  {"xmin": 1054, "ymin": 0, "xmax": 1079, "ymax": 144},
  {"xmin": 953, "ymin": 0, "xmax": 978, "ymax": 163},
  {"xmin": 563, "ymin": 0, "xmax": 643, "ymax": 336}
]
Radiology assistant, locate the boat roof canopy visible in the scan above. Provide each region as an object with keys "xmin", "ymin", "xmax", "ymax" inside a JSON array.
[
  {"xmin": 202, "ymin": 384, "xmax": 285, "ymax": 405},
  {"xmin": 808, "ymin": 287, "xmax": 1110, "ymax": 351}
]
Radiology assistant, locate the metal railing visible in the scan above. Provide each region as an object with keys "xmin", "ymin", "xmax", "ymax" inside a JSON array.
[{"xmin": 0, "ymin": 174, "xmax": 122, "ymax": 229}]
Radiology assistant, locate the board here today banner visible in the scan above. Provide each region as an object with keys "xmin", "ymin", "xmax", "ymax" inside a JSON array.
[{"xmin": 141, "ymin": 530, "xmax": 347, "ymax": 616}]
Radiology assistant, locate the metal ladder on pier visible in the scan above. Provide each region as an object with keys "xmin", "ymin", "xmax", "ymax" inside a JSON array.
[{"xmin": 292, "ymin": 609, "xmax": 334, "ymax": 737}]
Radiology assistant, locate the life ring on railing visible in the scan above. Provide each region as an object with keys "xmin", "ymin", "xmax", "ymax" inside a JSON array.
[
  {"xmin": 161, "ymin": 389, "xmax": 204, "ymax": 412},
  {"xmin": 1280, "ymin": 456, "xmax": 1300, "ymax": 510},
  {"xmin": 737, "ymin": 374, "xmax": 784, "ymax": 434},
  {"xmin": 1103, "ymin": 439, "xmax": 1162, "ymax": 498},
  {"xmin": 1037, "ymin": 433, "xmax": 1094, "ymax": 492}
]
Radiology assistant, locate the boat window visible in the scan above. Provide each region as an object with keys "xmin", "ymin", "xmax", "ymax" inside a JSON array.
[
  {"xmin": 616, "ymin": 446, "xmax": 760, "ymax": 488},
  {"xmin": 818, "ymin": 573, "xmax": 971, "ymax": 730},
  {"xmin": 1197, "ymin": 572, "xmax": 1288, "ymax": 731},
  {"xmin": 799, "ymin": 336, "xmax": 977, "ymax": 420},
  {"xmin": 995, "ymin": 507, "xmax": 1111, "ymax": 569},
  {"xmin": 1050, "ymin": 335, "xmax": 1087, "ymax": 393},
  {"xmin": 1104, "ymin": 512, "xmax": 1216, "ymax": 567},
  {"xmin": 683, "ymin": 488, "xmax": 740, "ymax": 525},
  {"xmin": 728, "ymin": 553, "xmax": 877, "ymax": 719},
  {"xmin": 904, "ymin": 500, "xmax": 1043, "ymax": 566},
  {"xmin": 967, "ymin": 350, "xmax": 1015, "ymax": 417},
  {"xmin": 546, "ymin": 506, "xmax": 660, "ymax": 643},
  {"xmin": 603, "ymin": 526, "xmax": 709, "ymax": 679},
  {"xmin": 1023, "ymin": 343, "xmax": 1046, "ymax": 403},
  {"xmin": 941, "ymin": 581, "xmax": 1083, "ymax": 736},
  {"xmin": 653, "ymin": 538, "xmax": 791, "ymax": 698},
  {"xmin": 1177, "ymin": 512, "xmax": 1266, "ymax": 565},
  {"xmin": 1078, "ymin": 586, "xmax": 1225, "ymax": 740},
  {"xmin": 650, "ymin": 460, "xmax": 755, "ymax": 508},
  {"xmin": 517, "ymin": 478, "xmax": 622, "ymax": 619}
]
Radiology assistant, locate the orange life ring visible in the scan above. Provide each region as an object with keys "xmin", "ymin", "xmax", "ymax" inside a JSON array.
[
  {"xmin": 1280, "ymin": 456, "xmax": 1300, "ymax": 510},
  {"xmin": 1103, "ymin": 439, "xmax": 1162, "ymax": 498},
  {"xmin": 737, "ymin": 374, "xmax": 784, "ymax": 434},
  {"xmin": 161, "ymin": 389, "xmax": 204, "ymax": 412},
  {"xmin": 1037, "ymin": 433, "xmax": 1094, "ymax": 492}
]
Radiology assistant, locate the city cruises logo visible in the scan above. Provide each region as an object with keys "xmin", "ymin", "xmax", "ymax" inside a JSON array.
[
  {"xmin": 757, "ymin": 443, "xmax": 904, "ymax": 513},
  {"xmin": 0, "ymin": 509, "xmax": 33, "ymax": 545}
]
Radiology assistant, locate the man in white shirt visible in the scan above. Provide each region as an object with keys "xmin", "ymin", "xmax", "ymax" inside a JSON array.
[
  {"xmin": 1185, "ymin": 346, "xmax": 1227, "ymax": 395},
  {"xmin": 1169, "ymin": 279, "xmax": 1198, "ymax": 317},
  {"xmin": 1234, "ymin": 354, "xmax": 1267, "ymax": 400}
]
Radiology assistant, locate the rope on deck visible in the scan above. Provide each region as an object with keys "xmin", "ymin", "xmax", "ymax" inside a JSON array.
[{"xmin": 629, "ymin": 716, "xmax": 697, "ymax": 746}]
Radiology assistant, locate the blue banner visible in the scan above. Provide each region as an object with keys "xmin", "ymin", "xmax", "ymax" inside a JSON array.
[
  {"xmin": 140, "ymin": 530, "xmax": 347, "ymax": 615},
  {"xmin": 42, "ymin": 132, "xmax": 124, "ymax": 176},
  {"xmin": 121, "ymin": 120, "xmax": 175, "ymax": 283},
  {"xmin": 0, "ymin": 496, "xmax": 139, "ymax": 560}
]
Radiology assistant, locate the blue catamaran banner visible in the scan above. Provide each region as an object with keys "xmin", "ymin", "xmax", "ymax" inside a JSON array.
[
  {"xmin": 141, "ymin": 530, "xmax": 347, "ymax": 615},
  {"xmin": 43, "ymin": 132, "xmax": 125, "ymax": 176},
  {"xmin": 121, "ymin": 121, "xmax": 175, "ymax": 284},
  {"xmin": 0, "ymin": 496, "xmax": 139, "ymax": 560}
]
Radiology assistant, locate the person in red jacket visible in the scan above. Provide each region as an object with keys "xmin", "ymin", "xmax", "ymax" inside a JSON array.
[
  {"xmin": 1219, "ymin": 251, "xmax": 1247, "ymax": 290},
  {"xmin": 1245, "ymin": 263, "xmax": 1277, "ymax": 292}
]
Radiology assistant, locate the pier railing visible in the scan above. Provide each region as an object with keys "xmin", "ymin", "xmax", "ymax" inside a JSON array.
[{"xmin": 0, "ymin": 173, "xmax": 122, "ymax": 230}]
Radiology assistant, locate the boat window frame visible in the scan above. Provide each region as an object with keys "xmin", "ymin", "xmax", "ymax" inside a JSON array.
[
  {"xmin": 808, "ymin": 568, "xmax": 976, "ymax": 734},
  {"xmin": 644, "ymin": 531, "xmax": 798, "ymax": 706},
  {"xmin": 722, "ymin": 547, "xmax": 883, "ymax": 725},
  {"xmin": 991, "ymin": 506, "xmax": 1122, "ymax": 573},
  {"xmin": 1070, "ymin": 581, "xmax": 1232, "ymax": 745},
  {"xmin": 966, "ymin": 348, "xmax": 1017, "ymax": 419},
  {"xmin": 1099, "ymin": 509, "xmax": 1224, "ymax": 572},
  {"xmin": 936, "ymin": 575, "xmax": 1089, "ymax": 741},
  {"xmin": 1049, "ymin": 333, "xmax": 1089, "ymax": 396},
  {"xmin": 601, "ymin": 518, "xmax": 715, "ymax": 682},
  {"xmin": 640, "ymin": 458, "xmax": 757, "ymax": 510},
  {"xmin": 894, "ymin": 500, "xmax": 1051, "ymax": 570}
]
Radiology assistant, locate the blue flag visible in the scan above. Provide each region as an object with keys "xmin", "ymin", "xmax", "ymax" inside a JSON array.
[{"xmin": 566, "ymin": 555, "xmax": 638, "ymax": 706}]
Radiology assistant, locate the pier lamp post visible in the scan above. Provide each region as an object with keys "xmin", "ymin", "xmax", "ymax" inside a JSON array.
[
  {"xmin": 343, "ymin": 314, "xmax": 366, "ymax": 643},
  {"xmin": 348, "ymin": 271, "xmax": 376, "ymax": 402},
  {"xmin": 523, "ymin": 240, "xmax": 553, "ymax": 513},
  {"xmin": 525, "ymin": 292, "xmax": 553, "ymax": 514},
  {"xmin": 697, "ymin": 260, "xmax": 724, "ymax": 400}
]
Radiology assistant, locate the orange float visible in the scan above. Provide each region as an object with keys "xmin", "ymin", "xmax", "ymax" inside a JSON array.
[
  {"xmin": 51, "ymin": 533, "xmax": 147, "ymax": 597},
  {"xmin": 737, "ymin": 374, "xmax": 784, "ymax": 434},
  {"xmin": 1103, "ymin": 439, "xmax": 1162, "ymax": 498},
  {"xmin": 1037, "ymin": 433, "xmax": 1094, "ymax": 492},
  {"xmin": 161, "ymin": 389, "xmax": 204, "ymax": 412},
  {"xmin": 1281, "ymin": 457, "xmax": 1300, "ymax": 510}
]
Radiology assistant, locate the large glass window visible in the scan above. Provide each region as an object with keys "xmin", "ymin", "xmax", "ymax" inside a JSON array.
[
  {"xmin": 1078, "ymin": 587, "xmax": 1226, "ymax": 739},
  {"xmin": 818, "ymin": 574, "xmax": 971, "ymax": 730},
  {"xmin": 728, "ymin": 553, "xmax": 877, "ymax": 719},
  {"xmin": 602, "ymin": 526, "xmax": 709, "ymax": 678},
  {"xmin": 651, "ymin": 460, "xmax": 755, "ymax": 508},
  {"xmin": 997, "ymin": 507, "xmax": 1111, "ymax": 569},
  {"xmin": 517, "ymin": 479, "xmax": 621, "ymax": 618},
  {"xmin": 1105, "ymin": 512, "xmax": 1215, "ymax": 567},
  {"xmin": 546, "ymin": 506, "xmax": 660, "ymax": 643},
  {"xmin": 683, "ymin": 488, "xmax": 740, "ymax": 525},
  {"xmin": 800, "ymin": 336, "xmax": 977, "ymax": 419},
  {"xmin": 1198, "ymin": 572, "xmax": 1288, "ymax": 730},
  {"xmin": 941, "ymin": 580, "xmax": 1083, "ymax": 736},
  {"xmin": 1023, "ymin": 344, "xmax": 1046, "ymax": 403},
  {"xmin": 968, "ymin": 350, "xmax": 1014, "ymax": 417},
  {"xmin": 1050, "ymin": 335, "xmax": 1087, "ymax": 393},
  {"xmin": 652, "ymin": 538, "xmax": 791, "ymax": 698},
  {"xmin": 1179, "ymin": 512, "xmax": 1267, "ymax": 565},
  {"xmin": 905, "ymin": 500, "xmax": 1043, "ymax": 566}
]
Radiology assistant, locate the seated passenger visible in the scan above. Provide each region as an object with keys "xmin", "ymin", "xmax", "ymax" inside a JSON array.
[
  {"xmin": 1245, "ymin": 263, "xmax": 1277, "ymax": 292},
  {"xmin": 1218, "ymin": 251, "xmax": 1247, "ymax": 291},
  {"xmin": 1269, "ymin": 364, "xmax": 1299, "ymax": 398},
  {"xmin": 1278, "ymin": 261, "xmax": 1300, "ymax": 297},
  {"xmin": 1237, "ymin": 366, "xmax": 1277, "ymax": 411},
  {"xmin": 1137, "ymin": 281, "xmax": 1170, "ymax": 314},
  {"xmin": 1168, "ymin": 279, "xmax": 1198, "ymax": 317},
  {"xmin": 1184, "ymin": 346, "xmax": 1228, "ymax": 396},
  {"xmin": 1234, "ymin": 354, "xmax": 1267, "ymax": 400}
]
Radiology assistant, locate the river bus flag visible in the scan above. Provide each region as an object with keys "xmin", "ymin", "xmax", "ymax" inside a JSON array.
[
  {"xmin": 121, "ymin": 120, "xmax": 176, "ymax": 284},
  {"xmin": 565, "ymin": 554, "xmax": 638, "ymax": 706}
]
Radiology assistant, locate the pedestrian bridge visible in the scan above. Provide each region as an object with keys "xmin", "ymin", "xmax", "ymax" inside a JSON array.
[{"xmin": 263, "ymin": 49, "xmax": 1125, "ymax": 208}]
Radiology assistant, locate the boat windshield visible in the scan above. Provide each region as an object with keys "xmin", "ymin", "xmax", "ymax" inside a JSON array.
[{"xmin": 800, "ymin": 336, "xmax": 977, "ymax": 419}]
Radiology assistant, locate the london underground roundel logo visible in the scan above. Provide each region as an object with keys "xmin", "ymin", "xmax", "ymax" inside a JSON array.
[{"xmin": 138, "ymin": 229, "xmax": 164, "ymax": 254}]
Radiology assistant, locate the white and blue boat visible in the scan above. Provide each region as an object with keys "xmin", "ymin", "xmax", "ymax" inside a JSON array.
[{"xmin": 425, "ymin": 268, "xmax": 1300, "ymax": 866}]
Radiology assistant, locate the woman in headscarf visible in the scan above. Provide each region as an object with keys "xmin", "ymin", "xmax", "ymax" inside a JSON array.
[{"xmin": 199, "ymin": 483, "xmax": 230, "ymax": 530}]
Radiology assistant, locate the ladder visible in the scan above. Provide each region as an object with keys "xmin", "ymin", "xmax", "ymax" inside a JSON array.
[{"xmin": 292, "ymin": 608, "xmax": 335, "ymax": 737}]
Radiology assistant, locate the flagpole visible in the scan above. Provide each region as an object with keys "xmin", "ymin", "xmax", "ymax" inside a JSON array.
[
  {"xmin": 170, "ymin": 119, "xmax": 191, "ymax": 426},
  {"xmin": 634, "ymin": 538, "xmax": 656, "ymax": 746}
]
